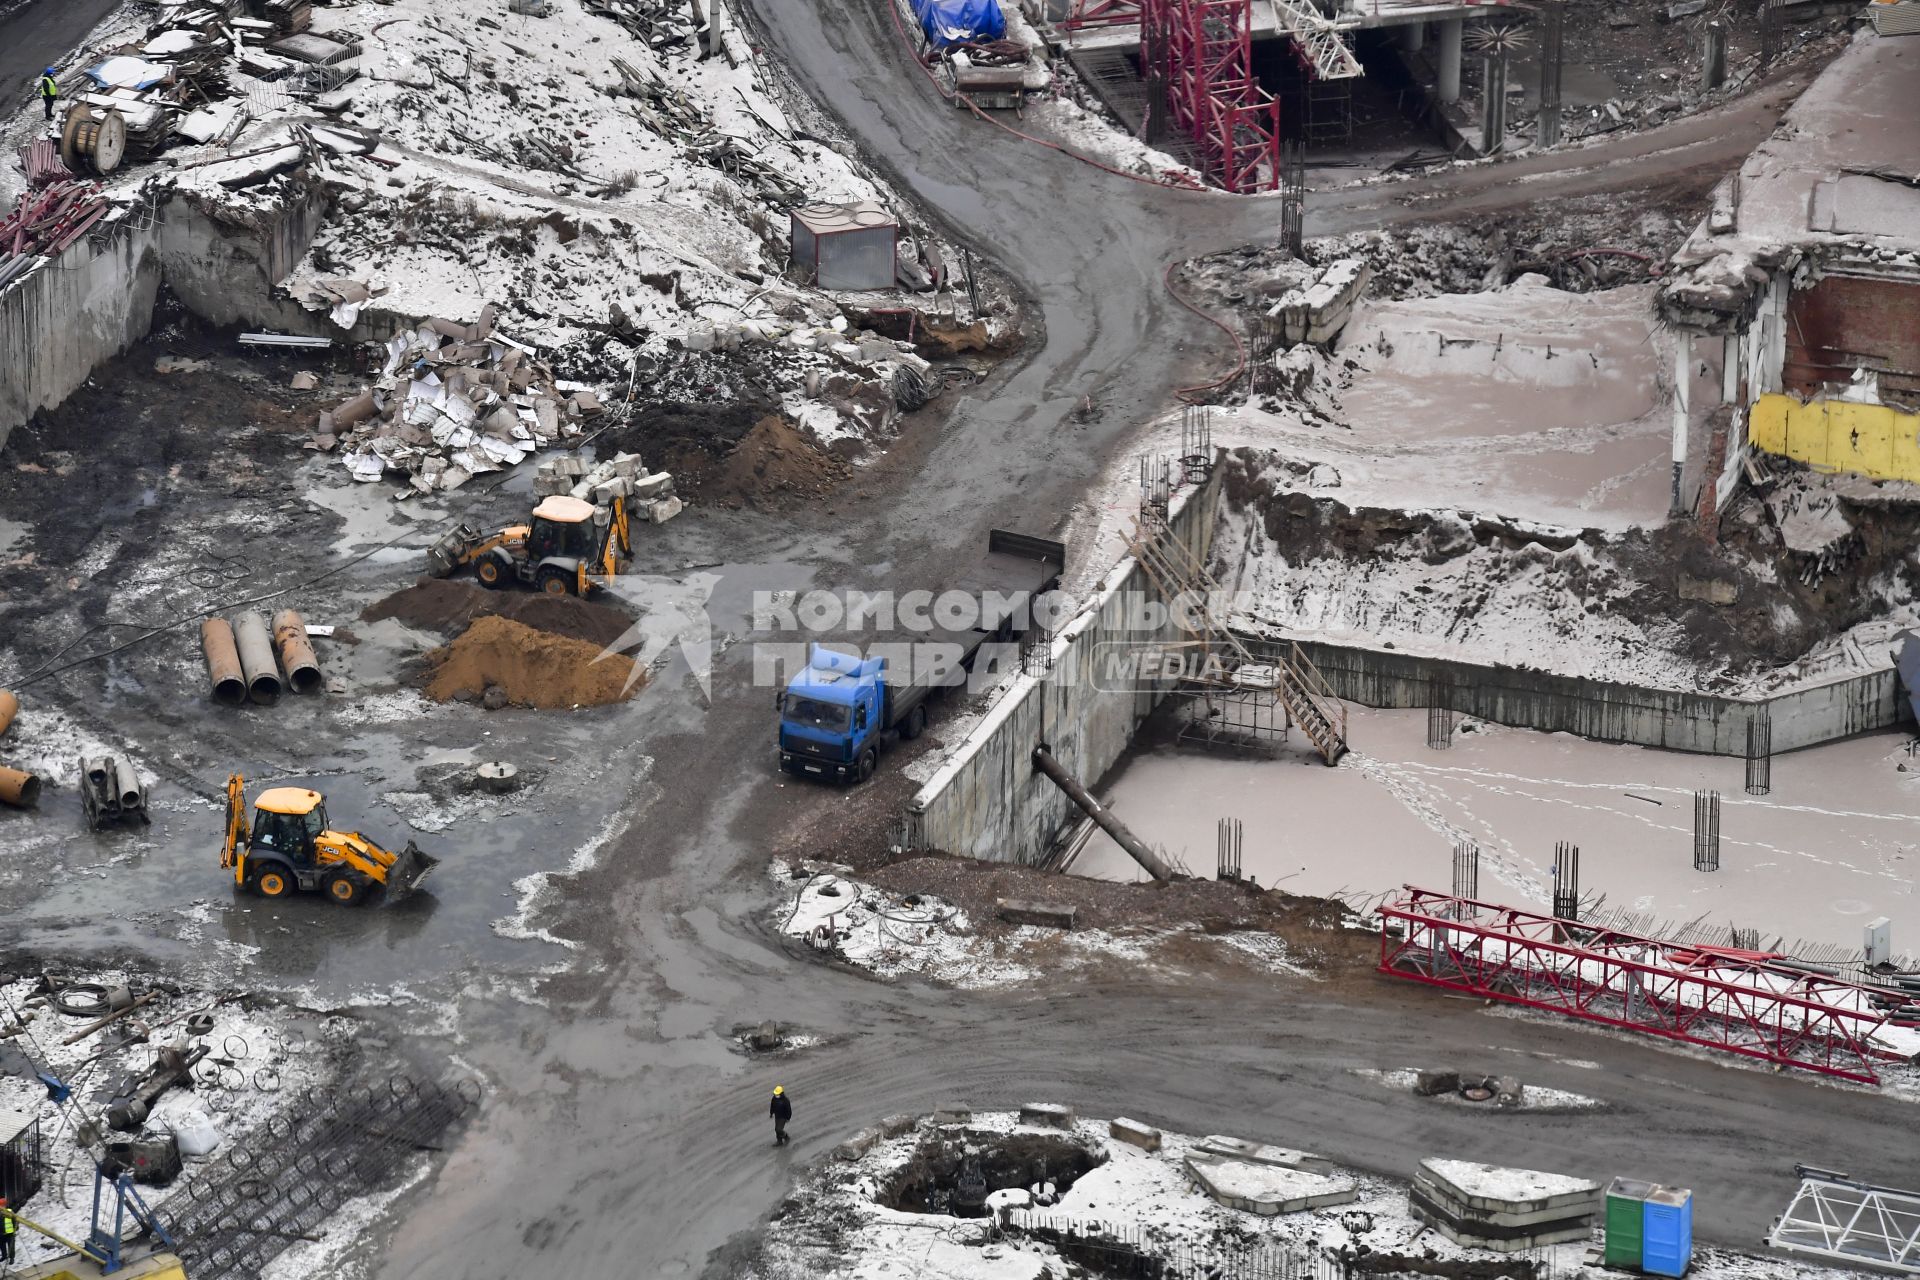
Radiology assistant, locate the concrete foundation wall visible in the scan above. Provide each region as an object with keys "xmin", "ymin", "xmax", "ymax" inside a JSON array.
[
  {"xmin": 907, "ymin": 483, "xmax": 1219, "ymax": 864},
  {"xmin": 0, "ymin": 226, "xmax": 164, "ymax": 444},
  {"xmin": 0, "ymin": 182, "xmax": 329, "ymax": 449},
  {"xmin": 1272, "ymin": 637, "xmax": 1906, "ymax": 755}
]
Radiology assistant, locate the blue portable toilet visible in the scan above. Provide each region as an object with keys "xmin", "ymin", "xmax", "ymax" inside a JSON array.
[{"xmin": 1642, "ymin": 1186, "xmax": 1694, "ymax": 1277}]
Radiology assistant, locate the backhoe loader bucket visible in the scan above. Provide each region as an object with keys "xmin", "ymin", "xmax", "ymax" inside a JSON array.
[
  {"xmin": 425, "ymin": 525, "xmax": 480, "ymax": 578},
  {"xmin": 383, "ymin": 841, "xmax": 439, "ymax": 901}
]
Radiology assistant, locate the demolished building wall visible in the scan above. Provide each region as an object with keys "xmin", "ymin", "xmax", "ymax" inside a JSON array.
[{"xmin": 1659, "ymin": 30, "xmax": 1920, "ymax": 500}]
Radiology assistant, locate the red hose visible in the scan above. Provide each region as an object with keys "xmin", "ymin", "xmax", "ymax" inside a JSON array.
[{"xmin": 880, "ymin": 0, "xmax": 1247, "ymax": 402}]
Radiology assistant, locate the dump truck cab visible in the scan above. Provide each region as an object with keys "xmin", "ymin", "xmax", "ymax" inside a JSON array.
[
  {"xmin": 430, "ymin": 494, "xmax": 630, "ymax": 595},
  {"xmin": 222, "ymin": 774, "xmax": 437, "ymax": 904}
]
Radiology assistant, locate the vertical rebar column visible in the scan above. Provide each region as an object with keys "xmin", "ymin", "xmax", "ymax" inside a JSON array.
[
  {"xmin": 1701, "ymin": 20, "xmax": 1727, "ymax": 91},
  {"xmin": 1760, "ymin": 0, "xmax": 1784, "ymax": 65},
  {"xmin": 1452, "ymin": 839, "xmax": 1479, "ymax": 900},
  {"xmin": 1552, "ymin": 841, "xmax": 1579, "ymax": 920},
  {"xmin": 1280, "ymin": 140, "xmax": 1306, "ymax": 258},
  {"xmin": 1217, "ymin": 817, "xmax": 1243, "ymax": 881},
  {"xmin": 1745, "ymin": 710, "xmax": 1772, "ymax": 796},
  {"xmin": 1693, "ymin": 790, "xmax": 1721, "ymax": 871},
  {"xmin": 1480, "ymin": 54, "xmax": 1509, "ymax": 155},
  {"xmin": 1427, "ymin": 703, "xmax": 1455, "ymax": 750},
  {"xmin": 1537, "ymin": 0, "xmax": 1564, "ymax": 147}
]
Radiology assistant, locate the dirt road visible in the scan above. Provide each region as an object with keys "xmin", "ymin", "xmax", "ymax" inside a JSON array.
[{"xmin": 348, "ymin": 8, "xmax": 1913, "ymax": 1280}]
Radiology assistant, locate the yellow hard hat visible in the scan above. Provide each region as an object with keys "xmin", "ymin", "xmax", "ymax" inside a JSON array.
[{"xmin": 772, "ymin": 1085, "xmax": 784, "ymax": 1095}]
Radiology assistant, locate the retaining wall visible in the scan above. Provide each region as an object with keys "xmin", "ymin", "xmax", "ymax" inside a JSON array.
[
  {"xmin": 0, "ymin": 182, "xmax": 329, "ymax": 448},
  {"xmin": 905, "ymin": 482, "xmax": 1218, "ymax": 865},
  {"xmin": 1272, "ymin": 637, "xmax": 1906, "ymax": 755}
]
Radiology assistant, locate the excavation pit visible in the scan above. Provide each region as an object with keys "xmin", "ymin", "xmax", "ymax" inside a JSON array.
[{"xmin": 873, "ymin": 1130, "xmax": 1104, "ymax": 1218}]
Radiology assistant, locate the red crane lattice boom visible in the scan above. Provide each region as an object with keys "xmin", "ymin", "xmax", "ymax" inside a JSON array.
[
  {"xmin": 1142, "ymin": 0, "xmax": 1281, "ymax": 192},
  {"xmin": 1378, "ymin": 887, "xmax": 1919, "ymax": 1084}
]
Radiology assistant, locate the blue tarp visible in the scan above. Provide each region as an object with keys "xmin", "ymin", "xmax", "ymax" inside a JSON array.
[{"xmin": 912, "ymin": 0, "xmax": 1006, "ymax": 48}]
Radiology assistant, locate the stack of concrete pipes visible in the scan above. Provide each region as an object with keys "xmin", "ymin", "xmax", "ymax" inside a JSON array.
[
  {"xmin": 200, "ymin": 610, "xmax": 325, "ymax": 706},
  {"xmin": 0, "ymin": 688, "xmax": 36, "ymax": 809}
]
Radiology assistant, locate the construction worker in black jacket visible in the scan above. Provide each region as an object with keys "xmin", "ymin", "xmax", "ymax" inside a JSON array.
[
  {"xmin": 769, "ymin": 1084, "xmax": 792, "ymax": 1146},
  {"xmin": 39, "ymin": 67, "xmax": 58, "ymax": 122}
]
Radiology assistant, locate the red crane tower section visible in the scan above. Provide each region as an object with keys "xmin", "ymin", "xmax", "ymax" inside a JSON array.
[
  {"xmin": 1061, "ymin": 0, "xmax": 1282, "ymax": 193},
  {"xmin": 1378, "ymin": 887, "xmax": 1919, "ymax": 1084}
]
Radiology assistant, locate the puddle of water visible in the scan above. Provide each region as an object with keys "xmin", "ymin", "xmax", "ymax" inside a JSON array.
[{"xmin": 1074, "ymin": 706, "xmax": 1920, "ymax": 951}]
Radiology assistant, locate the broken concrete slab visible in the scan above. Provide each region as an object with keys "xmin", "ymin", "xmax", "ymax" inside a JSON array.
[
  {"xmin": 1109, "ymin": 1117, "xmax": 1161, "ymax": 1151},
  {"xmin": 1411, "ymin": 1158, "xmax": 1602, "ymax": 1251},
  {"xmin": 932, "ymin": 1104, "xmax": 972, "ymax": 1125},
  {"xmin": 996, "ymin": 899, "xmax": 1076, "ymax": 930},
  {"xmin": 834, "ymin": 1126, "xmax": 882, "ymax": 1161},
  {"xmin": 1018, "ymin": 1102, "xmax": 1073, "ymax": 1129},
  {"xmin": 1184, "ymin": 1152, "xmax": 1358, "ymax": 1215},
  {"xmin": 1193, "ymin": 1135, "xmax": 1332, "ymax": 1174},
  {"xmin": 878, "ymin": 1114, "xmax": 917, "ymax": 1138}
]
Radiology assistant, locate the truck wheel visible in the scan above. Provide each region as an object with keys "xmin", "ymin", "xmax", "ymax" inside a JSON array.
[
  {"xmin": 323, "ymin": 872, "xmax": 365, "ymax": 906},
  {"xmin": 538, "ymin": 568, "xmax": 574, "ymax": 596},
  {"xmin": 855, "ymin": 748, "xmax": 877, "ymax": 784},
  {"xmin": 251, "ymin": 867, "xmax": 291, "ymax": 899},
  {"xmin": 900, "ymin": 706, "xmax": 928, "ymax": 741},
  {"xmin": 475, "ymin": 558, "xmax": 506, "ymax": 590}
]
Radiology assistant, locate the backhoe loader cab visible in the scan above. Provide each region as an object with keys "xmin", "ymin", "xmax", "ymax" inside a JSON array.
[
  {"xmin": 222, "ymin": 775, "xmax": 437, "ymax": 905},
  {"xmin": 425, "ymin": 494, "xmax": 631, "ymax": 596}
]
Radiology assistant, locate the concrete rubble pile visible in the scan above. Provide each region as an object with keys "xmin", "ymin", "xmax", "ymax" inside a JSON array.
[
  {"xmin": 533, "ymin": 453, "xmax": 683, "ymax": 524},
  {"xmin": 682, "ymin": 312, "xmax": 934, "ymax": 414},
  {"xmin": 318, "ymin": 306, "xmax": 604, "ymax": 493}
]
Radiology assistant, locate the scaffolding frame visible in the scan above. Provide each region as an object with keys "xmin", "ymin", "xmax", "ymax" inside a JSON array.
[
  {"xmin": 1378, "ymin": 887, "xmax": 1911, "ymax": 1084},
  {"xmin": 1060, "ymin": 0, "xmax": 1145, "ymax": 29},
  {"xmin": 1140, "ymin": 0, "xmax": 1284, "ymax": 192}
]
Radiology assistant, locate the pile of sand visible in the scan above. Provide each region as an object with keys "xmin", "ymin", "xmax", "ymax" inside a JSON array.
[
  {"xmin": 704, "ymin": 415, "xmax": 850, "ymax": 505},
  {"xmin": 424, "ymin": 615, "xmax": 641, "ymax": 709},
  {"xmin": 365, "ymin": 579, "xmax": 637, "ymax": 648}
]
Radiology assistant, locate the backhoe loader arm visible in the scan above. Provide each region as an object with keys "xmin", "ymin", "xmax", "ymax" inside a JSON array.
[
  {"xmin": 315, "ymin": 830, "xmax": 399, "ymax": 881},
  {"xmin": 222, "ymin": 774, "xmax": 248, "ymax": 885}
]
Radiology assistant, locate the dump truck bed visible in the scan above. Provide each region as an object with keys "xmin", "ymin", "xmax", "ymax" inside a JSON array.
[{"xmin": 947, "ymin": 529, "xmax": 1066, "ymax": 631}]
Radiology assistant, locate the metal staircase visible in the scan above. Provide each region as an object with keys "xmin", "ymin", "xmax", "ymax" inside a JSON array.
[{"xmin": 1129, "ymin": 509, "xmax": 1349, "ymax": 765}]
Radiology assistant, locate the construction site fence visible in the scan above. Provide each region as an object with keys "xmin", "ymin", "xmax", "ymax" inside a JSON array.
[{"xmin": 999, "ymin": 1216, "xmax": 1573, "ymax": 1280}]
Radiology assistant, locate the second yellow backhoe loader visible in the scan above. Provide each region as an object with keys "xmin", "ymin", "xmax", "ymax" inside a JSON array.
[
  {"xmin": 221, "ymin": 775, "xmax": 438, "ymax": 905},
  {"xmin": 424, "ymin": 493, "xmax": 631, "ymax": 595}
]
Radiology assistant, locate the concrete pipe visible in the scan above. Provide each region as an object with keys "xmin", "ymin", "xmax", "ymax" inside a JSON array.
[
  {"xmin": 231, "ymin": 612, "xmax": 282, "ymax": 706},
  {"xmin": 201, "ymin": 619, "xmax": 246, "ymax": 707},
  {"xmin": 108, "ymin": 754, "xmax": 142, "ymax": 811},
  {"xmin": 271, "ymin": 610, "xmax": 323, "ymax": 695},
  {"xmin": 0, "ymin": 689, "xmax": 17, "ymax": 737},
  {"xmin": 0, "ymin": 765, "xmax": 42, "ymax": 808}
]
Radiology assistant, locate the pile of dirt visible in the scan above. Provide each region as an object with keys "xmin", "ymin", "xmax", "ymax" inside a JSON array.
[
  {"xmin": 363, "ymin": 579, "xmax": 637, "ymax": 649},
  {"xmin": 424, "ymin": 615, "xmax": 641, "ymax": 709},
  {"xmin": 703, "ymin": 415, "xmax": 851, "ymax": 507}
]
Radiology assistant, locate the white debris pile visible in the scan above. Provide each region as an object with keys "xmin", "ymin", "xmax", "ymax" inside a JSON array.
[
  {"xmin": 1352, "ymin": 1068, "xmax": 1605, "ymax": 1112},
  {"xmin": 319, "ymin": 308, "xmax": 603, "ymax": 493},
  {"xmin": 770, "ymin": 861, "xmax": 1313, "ymax": 989},
  {"xmin": 0, "ymin": 971, "xmax": 340, "ymax": 1257},
  {"xmin": 532, "ymin": 452, "xmax": 683, "ymax": 525}
]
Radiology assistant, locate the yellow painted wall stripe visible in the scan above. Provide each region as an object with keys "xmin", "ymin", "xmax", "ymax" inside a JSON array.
[{"xmin": 1748, "ymin": 393, "xmax": 1920, "ymax": 482}]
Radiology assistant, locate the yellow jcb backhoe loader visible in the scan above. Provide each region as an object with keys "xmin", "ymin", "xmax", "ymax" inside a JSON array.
[
  {"xmin": 424, "ymin": 493, "xmax": 631, "ymax": 596},
  {"xmin": 221, "ymin": 775, "xmax": 438, "ymax": 905}
]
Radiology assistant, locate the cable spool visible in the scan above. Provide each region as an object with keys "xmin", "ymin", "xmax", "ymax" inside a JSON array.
[{"xmin": 59, "ymin": 105, "xmax": 126, "ymax": 176}]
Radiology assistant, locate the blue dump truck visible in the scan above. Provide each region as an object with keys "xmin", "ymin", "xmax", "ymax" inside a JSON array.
[{"xmin": 778, "ymin": 530, "xmax": 1065, "ymax": 784}]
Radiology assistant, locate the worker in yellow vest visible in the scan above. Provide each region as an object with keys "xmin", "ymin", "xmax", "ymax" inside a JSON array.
[
  {"xmin": 1, "ymin": 1194, "xmax": 18, "ymax": 1265},
  {"xmin": 39, "ymin": 67, "xmax": 59, "ymax": 122}
]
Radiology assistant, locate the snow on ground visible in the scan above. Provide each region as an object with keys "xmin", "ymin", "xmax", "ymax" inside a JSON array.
[
  {"xmin": 0, "ymin": 971, "xmax": 343, "ymax": 1261},
  {"xmin": 1022, "ymin": 97, "xmax": 1205, "ymax": 187},
  {"xmin": 1351, "ymin": 1069, "xmax": 1605, "ymax": 1112},
  {"xmin": 770, "ymin": 860, "xmax": 1310, "ymax": 989},
  {"xmin": 745, "ymin": 1109, "xmax": 1875, "ymax": 1280}
]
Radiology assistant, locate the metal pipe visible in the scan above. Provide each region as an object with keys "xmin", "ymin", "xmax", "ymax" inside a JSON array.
[
  {"xmin": 83, "ymin": 756, "xmax": 117, "ymax": 815},
  {"xmin": 0, "ymin": 765, "xmax": 42, "ymax": 808},
  {"xmin": 231, "ymin": 612, "xmax": 282, "ymax": 706},
  {"xmin": 0, "ymin": 689, "xmax": 17, "ymax": 736},
  {"xmin": 272, "ymin": 609, "xmax": 323, "ymax": 695},
  {"xmin": 1031, "ymin": 746, "xmax": 1177, "ymax": 882},
  {"xmin": 201, "ymin": 618, "xmax": 246, "ymax": 707}
]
